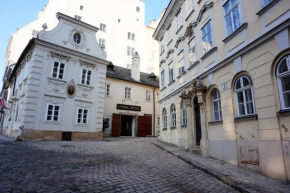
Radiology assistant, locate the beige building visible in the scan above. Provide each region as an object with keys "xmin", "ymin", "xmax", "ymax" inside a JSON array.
[
  {"xmin": 153, "ymin": 0, "xmax": 290, "ymax": 181},
  {"xmin": 103, "ymin": 53, "xmax": 160, "ymax": 137},
  {"xmin": 1, "ymin": 13, "xmax": 109, "ymax": 141}
]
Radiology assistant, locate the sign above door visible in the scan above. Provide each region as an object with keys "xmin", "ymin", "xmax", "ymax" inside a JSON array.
[{"xmin": 117, "ymin": 104, "xmax": 141, "ymax": 112}]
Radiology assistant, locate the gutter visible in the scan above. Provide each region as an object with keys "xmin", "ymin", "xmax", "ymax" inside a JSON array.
[{"xmin": 153, "ymin": 87, "xmax": 156, "ymax": 136}]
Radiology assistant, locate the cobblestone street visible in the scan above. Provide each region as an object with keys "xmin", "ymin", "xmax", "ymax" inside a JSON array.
[{"xmin": 0, "ymin": 137, "xmax": 239, "ymax": 193}]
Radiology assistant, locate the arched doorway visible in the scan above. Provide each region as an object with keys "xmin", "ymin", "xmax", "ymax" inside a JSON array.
[{"xmin": 194, "ymin": 97, "xmax": 201, "ymax": 146}]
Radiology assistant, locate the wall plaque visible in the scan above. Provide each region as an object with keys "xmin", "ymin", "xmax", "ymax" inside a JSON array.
[
  {"xmin": 240, "ymin": 146, "xmax": 259, "ymax": 165},
  {"xmin": 117, "ymin": 104, "xmax": 141, "ymax": 112}
]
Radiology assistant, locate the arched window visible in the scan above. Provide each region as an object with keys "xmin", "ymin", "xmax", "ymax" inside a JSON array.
[
  {"xmin": 162, "ymin": 108, "xmax": 167, "ymax": 129},
  {"xmin": 212, "ymin": 89, "xmax": 222, "ymax": 121},
  {"xmin": 171, "ymin": 104, "xmax": 176, "ymax": 127},
  {"xmin": 234, "ymin": 75, "xmax": 255, "ymax": 116},
  {"xmin": 276, "ymin": 55, "xmax": 290, "ymax": 110},
  {"xmin": 181, "ymin": 103, "xmax": 187, "ymax": 125}
]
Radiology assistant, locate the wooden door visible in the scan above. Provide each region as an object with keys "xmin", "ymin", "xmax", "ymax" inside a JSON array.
[
  {"xmin": 194, "ymin": 97, "xmax": 201, "ymax": 146},
  {"xmin": 112, "ymin": 113, "xmax": 121, "ymax": 137},
  {"xmin": 146, "ymin": 116, "xmax": 152, "ymax": 136},
  {"xmin": 138, "ymin": 116, "xmax": 147, "ymax": 137}
]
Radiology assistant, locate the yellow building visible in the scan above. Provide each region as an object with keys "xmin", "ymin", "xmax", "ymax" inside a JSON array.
[{"xmin": 153, "ymin": 0, "xmax": 290, "ymax": 181}]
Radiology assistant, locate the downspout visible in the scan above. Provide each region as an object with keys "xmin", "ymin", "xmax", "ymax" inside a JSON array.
[{"xmin": 153, "ymin": 87, "xmax": 156, "ymax": 136}]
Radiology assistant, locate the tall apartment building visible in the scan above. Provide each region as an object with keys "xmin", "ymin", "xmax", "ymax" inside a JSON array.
[
  {"xmin": 5, "ymin": 0, "xmax": 160, "ymax": 75},
  {"xmin": 153, "ymin": 0, "xmax": 290, "ymax": 181}
]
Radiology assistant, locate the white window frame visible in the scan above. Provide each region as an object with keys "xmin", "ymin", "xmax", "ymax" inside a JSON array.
[
  {"xmin": 124, "ymin": 87, "xmax": 132, "ymax": 99},
  {"xmin": 178, "ymin": 49, "xmax": 185, "ymax": 75},
  {"xmin": 176, "ymin": 9, "xmax": 182, "ymax": 31},
  {"xmin": 223, "ymin": 0, "xmax": 243, "ymax": 36},
  {"xmin": 181, "ymin": 103, "xmax": 187, "ymax": 126},
  {"xmin": 157, "ymin": 117, "xmax": 160, "ymax": 126},
  {"xmin": 24, "ymin": 61, "xmax": 30, "ymax": 79},
  {"xmin": 276, "ymin": 55, "xmax": 290, "ymax": 110},
  {"xmin": 162, "ymin": 108, "xmax": 167, "ymax": 129},
  {"xmin": 15, "ymin": 105, "xmax": 19, "ymax": 122},
  {"xmin": 45, "ymin": 104, "xmax": 61, "ymax": 122},
  {"xmin": 168, "ymin": 60, "xmax": 174, "ymax": 83},
  {"xmin": 161, "ymin": 70, "xmax": 166, "ymax": 89},
  {"xmin": 51, "ymin": 61, "xmax": 65, "ymax": 80},
  {"xmin": 171, "ymin": 104, "xmax": 176, "ymax": 127},
  {"xmin": 167, "ymin": 24, "xmax": 172, "ymax": 44},
  {"xmin": 75, "ymin": 15, "xmax": 82, "ymax": 21},
  {"xmin": 81, "ymin": 68, "xmax": 92, "ymax": 86},
  {"xmin": 132, "ymin": 33, "xmax": 135, "ymax": 41},
  {"xmin": 100, "ymin": 23, "xmax": 106, "ymax": 32},
  {"xmin": 201, "ymin": 19, "xmax": 213, "ymax": 54},
  {"xmin": 185, "ymin": 0, "xmax": 194, "ymax": 17},
  {"xmin": 212, "ymin": 89, "xmax": 222, "ymax": 121},
  {"xmin": 76, "ymin": 108, "xmax": 89, "ymax": 124},
  {"xmin": 188, "ymin": 36, "xmax": 197, "ymax": 66},
  {"xmin": 99, "ymin": 38, "xmax": 106, "ymax": 47},
  {"xmin": 106, "ymin": 83, "xmax": 111, "ymax": 96},
  {"xmin": 145, "ymin": 90, "xmax": 152, "ymax": 102},
  {"xmin": 261, "ymin": 0, "xmax": 273, "ymax": 7},
  {"xmin": 234, "ymin": 75, "xmax": 256, "ymax": 117},
  {"xmin": 160, "ymin": 36, "xmax": 165, "ymax": 53}
]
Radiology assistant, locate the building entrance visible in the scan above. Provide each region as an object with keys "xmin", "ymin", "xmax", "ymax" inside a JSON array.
[
  {"xmin": 121, "ymin": 115, "xmax": 133, "ymax": 136},
  {"xmin": 194, "ymin": 97, "xmax": 201, "ymax": 146}
]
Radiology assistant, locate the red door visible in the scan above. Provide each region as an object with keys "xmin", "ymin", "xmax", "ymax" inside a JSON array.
[
  {"xmin": 146, "ymin": 116, "xmax": 152, "ymax": 136},
  {"xmin": 138, "ymin": 116, "xmax": 147, "ymax": 137},
  {"xmin": 112, "ymin": 114, "xmax": 121, "ymax": 137}
]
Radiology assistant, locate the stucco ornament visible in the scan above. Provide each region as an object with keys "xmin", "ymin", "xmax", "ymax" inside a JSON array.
[
  {"xmin": 67, "ymin": 80, "xmax": 77, "ymax": 98},
  {"xmin": 42, "ymin": 23, "xmax": 48, "ymax": 30},
  {"xmin": 64, "ymin": 28, "xmax": 87, "ymax": 50}
]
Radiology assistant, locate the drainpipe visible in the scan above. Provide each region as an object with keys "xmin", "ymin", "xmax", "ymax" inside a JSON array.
[{"xmin": 153, "ymin": 87, "xmax": 156, "ymax": 136}]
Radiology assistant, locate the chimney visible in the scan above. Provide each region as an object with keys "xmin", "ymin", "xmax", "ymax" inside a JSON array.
[{"xmin": 131, "ymin": 52, "xmax": 140, "ymax": 81}]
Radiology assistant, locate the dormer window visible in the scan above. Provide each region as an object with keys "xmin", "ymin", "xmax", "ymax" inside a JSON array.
[
  {"xmin": 80, "ymin": 5, "xmax": 83, "ymax": 10},
  {"xmin": 73, "ymin": 33, "xmax": 81, "ymax": 44}
]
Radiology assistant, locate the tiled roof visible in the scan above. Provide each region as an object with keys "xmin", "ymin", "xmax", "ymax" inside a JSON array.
[{"xmin": 106, "ymin": 65, "xmax": 159, "ymax": 88}]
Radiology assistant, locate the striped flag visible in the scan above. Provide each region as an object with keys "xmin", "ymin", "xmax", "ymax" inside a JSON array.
[{"xmin": 0, "ymin": 99, "xmax": 8, "ymax": 109}]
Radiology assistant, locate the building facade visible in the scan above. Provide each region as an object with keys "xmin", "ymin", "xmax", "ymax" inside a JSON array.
[
  {"xmin": 103, "ymin": 53, "xmax": 160, "ymax": 137},
  {"xmin": 4, "ymin": 0, "xmax": 160, "ymax": 76},
  {"xmin": 153, "ymin": 0, "xmax": 290, "ymax": 181},
  {"xmin": 1, "ymin": 13, "xmax": 109, "ymax": 140}
]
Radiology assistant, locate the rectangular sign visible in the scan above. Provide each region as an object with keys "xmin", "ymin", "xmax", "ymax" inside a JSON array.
[
  {"xmin": 240, "ymin": 146, "xmax": 259, "ymax": 165},
  {"xmin": 117, "ymin": 104, "xmax": 141, "ymax": 112}
]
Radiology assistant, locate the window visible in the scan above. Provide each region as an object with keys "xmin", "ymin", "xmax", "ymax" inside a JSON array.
[
  {"xmin": 24, "ymin": 61, "xmax": 30, "ymax": 79},
  {"xmin": 128, "ymin": 32, "xmax": 135, "ymax": 40},
  {"xmin": 52, "ymin": 62, "xmax": 65, "ymax": 79},
  {"xmin": 162, "ymin": 108, "xmax": 167, "ymax": 129},
  {"xmin": 15, "ymin": 105, "xmax": 19, "ymax": 122},
  {"xmin": 176, "ymin": 10, "xmax": 182, "ymax": 30},
  {"xmin": 75, "ymin": 15, "xmax": 82, "ymax": 21},
  {"xmin": 77, "ymin": 108, "xmax": 89, "ymax": 124},
  {"xmin": 186, "ymin": 0, "xmax": 193, "ymax": 17},
  {"xmin": 161, "ymin": 70, "xmax": 165, "ymax": 88},
  {"xmin": 178, "ymin": 50, "xmax": 185, "ymax": 75},
  {"xmin": 81, "ymin": 69, "xmax": 92, "ymax": 85},
  {"xmin": 146, "ymin": 91, "xmax": 151, "ymax": 102},
  {"xmin": 188, "ymin": 37, "xmax": 197, "ymax": 66},
  {"xmin": 73, "ymin": 33, "xmax": 82, "ymax": 44},
  {"xmin": 99, "ymin": 38, "xmax": 106, "ymax": 47},
  {"xmin": 137, "ymin": 7, "xmax": 140, "ymax": 12},
  {"xmin": 100, "ymin": 23, "xmax": 106, "ymax": 32},
  {"xmin": 32, "ymin": 30, "xmax": 39, "ymax": 37},
  {"xmin": 234, "ymin": 75, "xmax": 255, "ymax": 116},
  {"xmin": 157, "ymin": 117, "xmax": 160, "ymax": 126},
  {"xmin": 181, "ymin": 103, "xmax": 187, "ymax": 126},
  {"xmin": 167, "ymin": 25, "xmax": 172, "ymax": 44},
  {"xmin": 125, "ymin": 87, "xmax": 131, "ymax": 99},
  {"xmin": 80, "ymin": 5, "xmax": 83, "ymax": 10},
  {"xmin": 262, "ymin": 0, "xmax": 273, "ymax": 7},
  {"xmin": 224, "ymin": 0, "xmax": 241, "ymax": 36},
  {"xmin": 106, "ymin": 84, "xmax": 110, "ymax": 96},
  {"xmin": 127, "ymin": 46, "xmax": 135, "ymax": 56},
  {"xmin": 212, "ymin": 89, "xmax": 222, "ymax": 121},
  {"xmin": 132, "ymin": 34, "xmax": 135, "ymax": 41},
  {"xmin": 276, "ymin": 55, "xmax": 290, "ymax": 110},
  {"xmin": 118, "ymin": 19, "xmax": 121, "ymax": 23},
  {"xmin": 128, "ymin": 32, "xmax": 131, "ymax": 40},
  {"xmin": 201, "ymin": 21, "xmax": 213, "ymax": 53},
  {"xmin": 169, "ymin": 62, "xmax": 174, "ymax": 83},
  {"xmin": 171, "ymin": 105, "xmax": 176, "ymax": 127},
  {"xmin": 46, "ymin": 104, "xmax": 60, "ymax": 122}
]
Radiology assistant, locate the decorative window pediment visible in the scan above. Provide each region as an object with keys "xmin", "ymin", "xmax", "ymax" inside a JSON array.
[
  {"xmin": 175, "ymin": 35, "xmax": 186, "ymax": 48},
  {"xmin": 166, "ymin": 48, "xmax": 175, "ymax": 59},
  {"xmin": 197, "ymin": 1, "xmax": 214, "ymax": 22},
  {"xmin": 185, "ymin": 21, "xmax": 197, "ymax": 37},
  {"xmin": 51, "ymin": 52, "xmax": 71, "ymax": 62},
  {"xmin": 160, "ymin": 58, "xmax": 167, "ymax": 67},
  {"xmin": 79, "ymin": 60, "xmax": 97, "ymax": 69}
]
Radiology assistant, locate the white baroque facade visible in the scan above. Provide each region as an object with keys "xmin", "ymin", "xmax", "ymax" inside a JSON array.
[
  {"xmin": 5, "ymin": 0, "xmax": 160, "ymax": 75},
  {"xmin": 2, "ymin": 13, "xmax": 110, "ymax": 140}
]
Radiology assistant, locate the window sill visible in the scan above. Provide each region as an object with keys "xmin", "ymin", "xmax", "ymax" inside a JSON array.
[
  {"xmin": 235, "ymin": 114, "xmax": 258, "ymax": 122},
  {"xmin": 181, "ymin": 124, "xmax": 187, "ymax": 128},
  {"xmin": 222, "ymin": 23, "xmax": 248, "ymax": 43},
  {"xmin": 176, "ymin": 25, "xmax": 183, "ymax": 35},
  {"xmin": 200, "ymin": 47, "xmax": 217, "ymax": 60},
  {"xmin": 160, "ymin": 50, "xmax": 165, "ymax": 56},
  {"xmin": 168, "ymin": 80, "xmax": 175, "ymax": 87},
  {"xmin": 278, "ymin": 109, "xmax": 290, "ymax": 116},
  {"xmin": 185, "ymin": 10, "xmax": 194, "ymax": 21},
  {"xmin": 177, "ymin": 71, "xmax": 187, "ymax": 79},
  {"xmin": 160, "ymin": 86, "xmax": 167, "ymax": 92},
  {"xmin": 48, "ymin": 77, "xmax": 67, "ymax": 83},
  {"xmin": 256, "ymin": 0, "xmax": 280, "ymax": 16},
  {"xmin": 77, "ymin": 83, "xmax": 94, "ymax": 89},
  {"xmin": 170, "ymin": 127, "xmax": 176, "ymax": 129},
  {"xmin": 167, "ymin": 39, "xmax": 173, "ymax": 46},
  {"xmin": 208, "ymin": 120, "xmax": 223, "ymax": 125},
  {"xmin": 187, "ymin": 61, "xmax": 200, "ymax": 71},
  {"xmin": 162, "ymin": 128, "xmax": 167, "ymax": 130}
]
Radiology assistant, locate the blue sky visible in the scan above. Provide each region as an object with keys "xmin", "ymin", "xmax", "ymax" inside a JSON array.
[{"xmin": 0, "ymin": 0, "xmax": 169, "ymax": 89}]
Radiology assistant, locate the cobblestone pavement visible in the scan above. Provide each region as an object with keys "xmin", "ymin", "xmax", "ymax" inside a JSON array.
[{"xmin": 0, "ymin": 137, "xmax": 239, "ymax": 193}]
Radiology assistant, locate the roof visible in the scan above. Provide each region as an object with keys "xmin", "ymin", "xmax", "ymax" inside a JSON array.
[{"xmin": 106, "ymin": 65, "xmax": 159, "ymax": 88}]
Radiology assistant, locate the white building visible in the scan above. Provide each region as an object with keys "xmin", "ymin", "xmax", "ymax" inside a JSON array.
[
  {"xmin": 5, "ymin": 0, "xmax": 160, "ymax": 75},
  {"xmin": 2, "ymin": 13, "xmax": 109, "ymax": 140}
]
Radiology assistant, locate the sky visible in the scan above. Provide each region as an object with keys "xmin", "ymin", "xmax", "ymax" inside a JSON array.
[{"xmin": 0, "ymin": 0, "xmax": 169, "ymax": 90}]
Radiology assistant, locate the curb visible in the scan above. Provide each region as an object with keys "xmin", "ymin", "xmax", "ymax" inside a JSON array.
[{"xmin": 152, "ymin": 142, "xmax": 252, "ymax": 193}]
